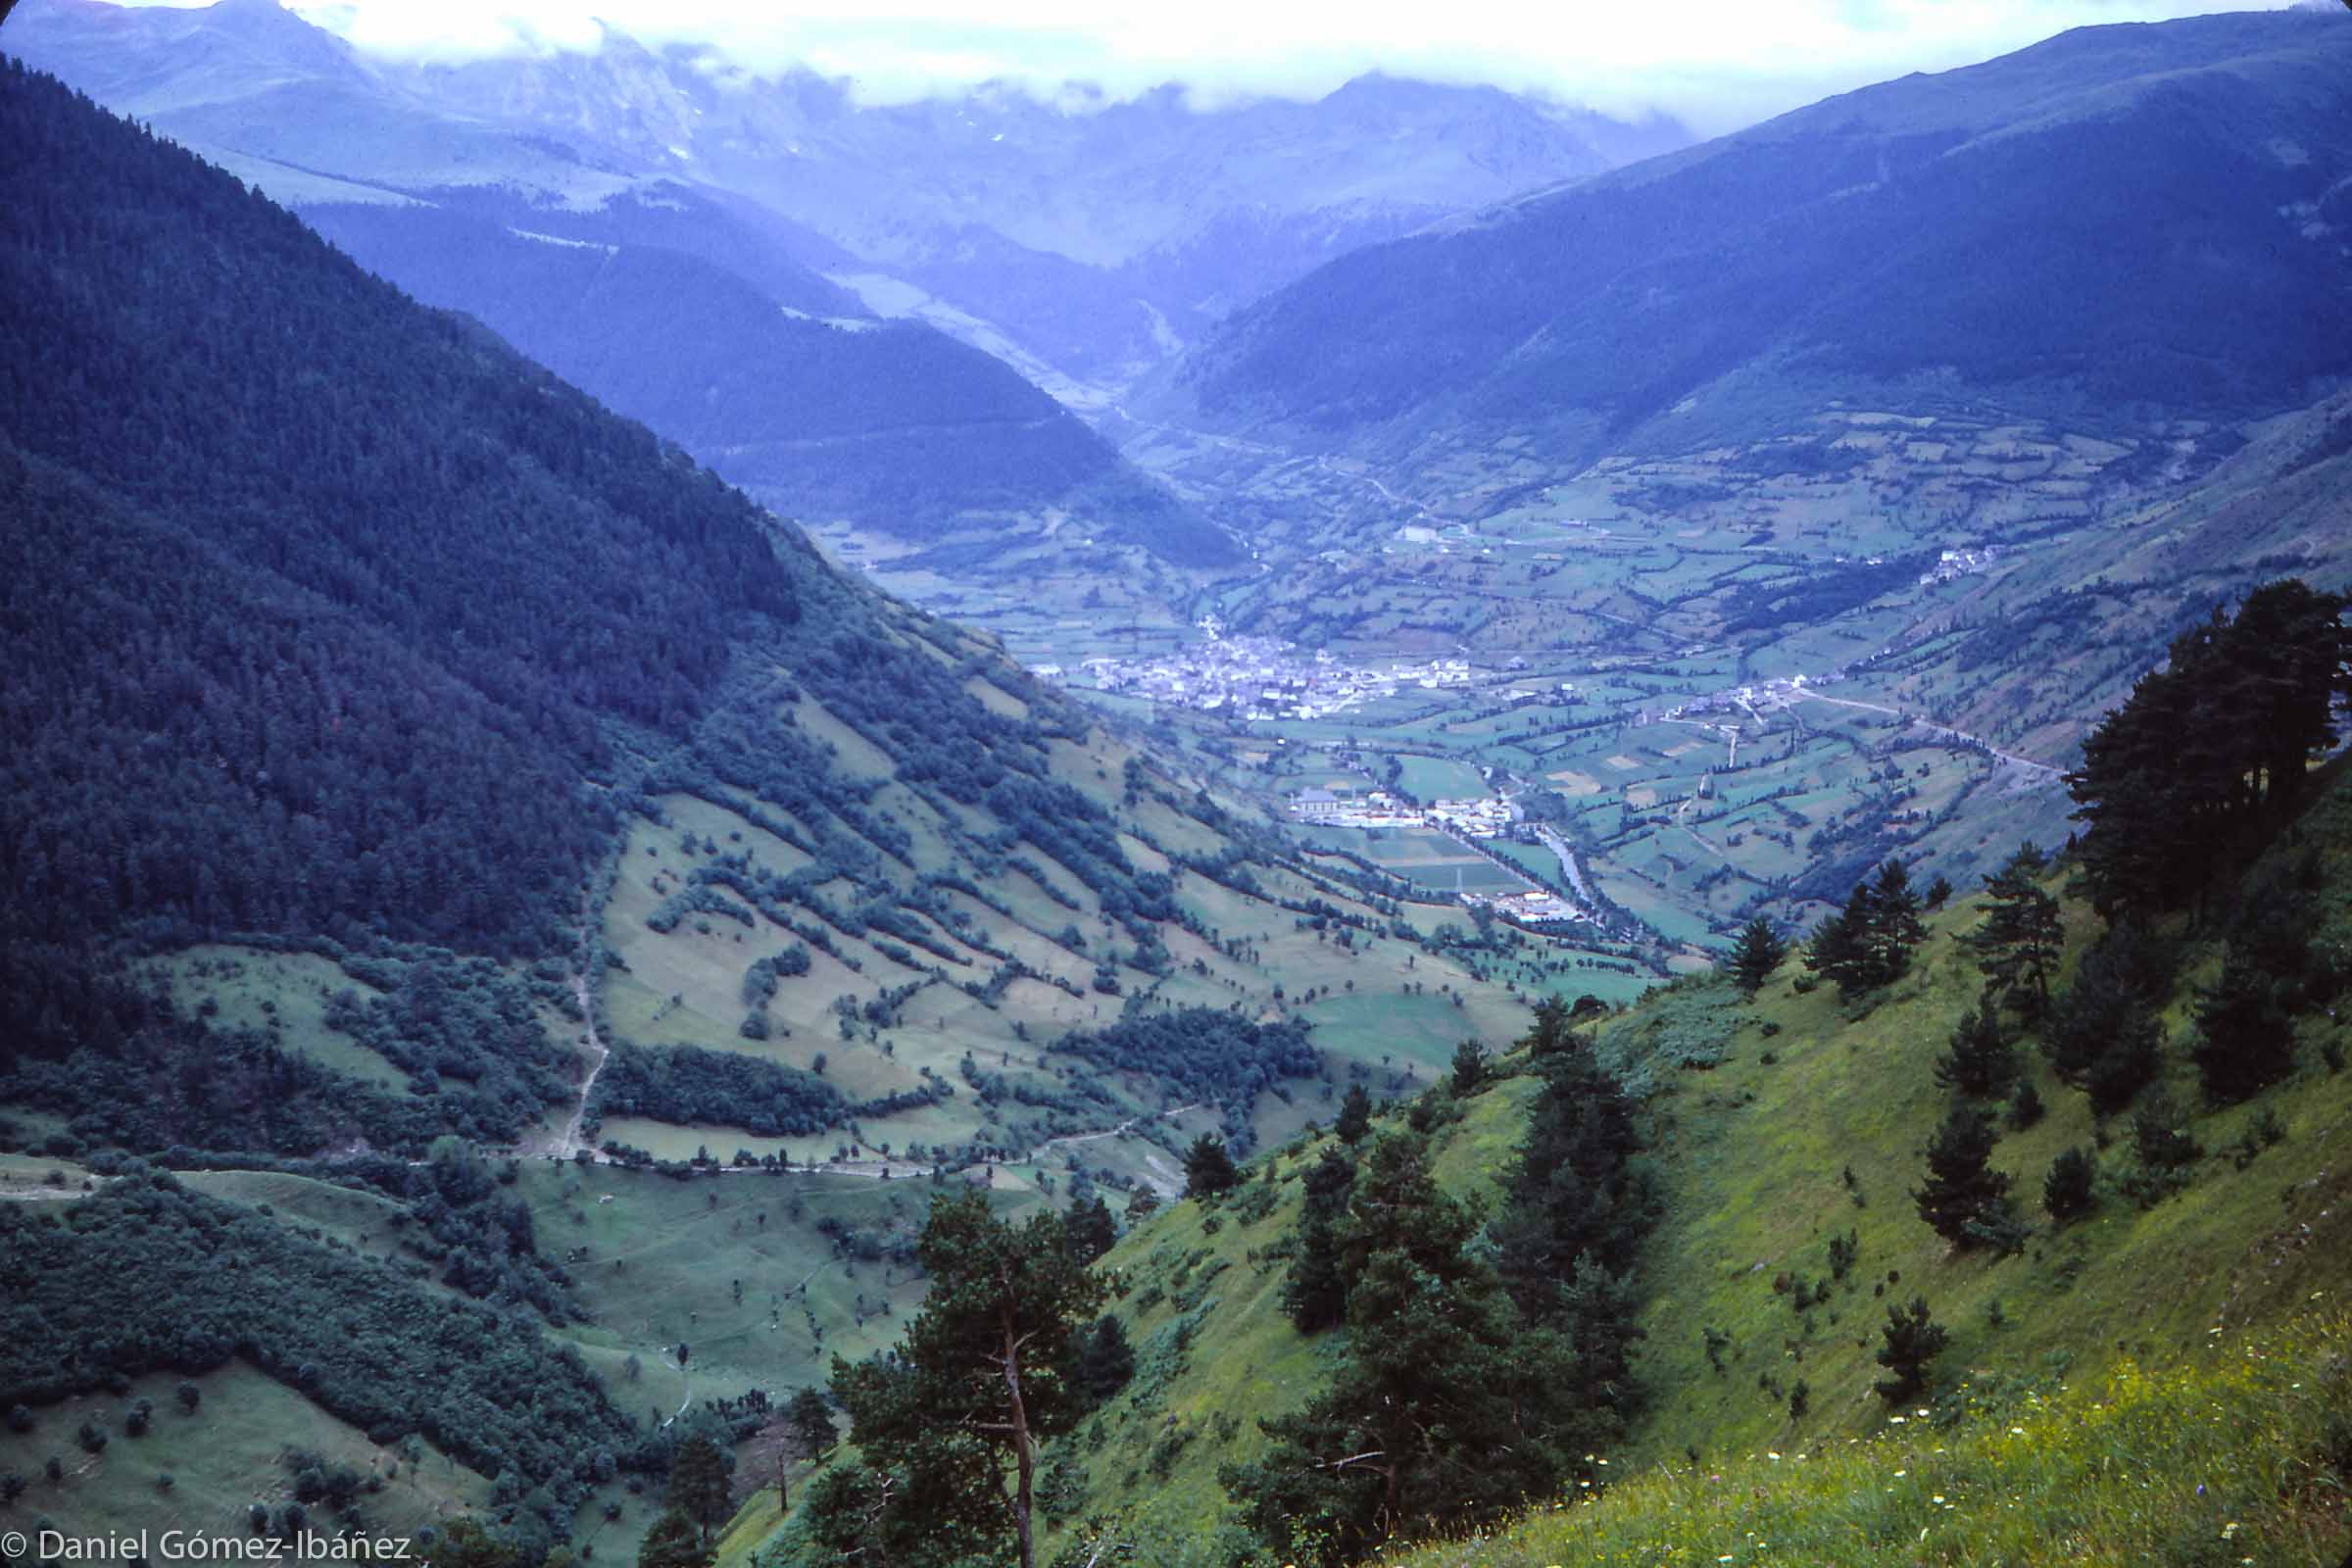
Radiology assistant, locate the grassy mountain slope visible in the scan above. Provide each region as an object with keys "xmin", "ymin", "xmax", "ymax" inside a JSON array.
[{"xmin": 915, "ymin": 765, "xmax": 2352, "ymax": 1566}]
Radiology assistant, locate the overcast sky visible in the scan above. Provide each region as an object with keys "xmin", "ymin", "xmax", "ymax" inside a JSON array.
[{"xmin": 189, "ymin": 0, "xmax": 2307, "ymax": 131}]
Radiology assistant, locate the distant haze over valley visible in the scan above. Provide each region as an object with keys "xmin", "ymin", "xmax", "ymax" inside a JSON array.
[{"xmin": 4, "ymin": 6, "xmax": 2352, "ymax": 1567}]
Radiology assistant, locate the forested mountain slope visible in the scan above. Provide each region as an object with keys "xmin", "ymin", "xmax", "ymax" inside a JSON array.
[
  {"xmin": 0, "ymin": 0, "xmax": 1233, "ymax": 570},
  {"xmin": 0, "ymin": 62, "xmax": 1620, "ymax": 1555}
]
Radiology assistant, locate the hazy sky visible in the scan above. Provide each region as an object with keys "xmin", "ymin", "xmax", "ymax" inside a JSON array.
[{"xmin": 204, "ymin": 0, "xmax": 2305, "ymax": 130}]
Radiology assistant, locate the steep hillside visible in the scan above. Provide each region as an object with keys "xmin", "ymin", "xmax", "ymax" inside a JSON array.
[
  {"xmin": 296, "ymin": 200, "xmax": 1226, "ymax": 566},
  {"xmin": 1174, "ymin": 12, "xmax": 2352, "ymax": 447},
  {"xmin": 0, "ymin": 59, "xmax": 1633, "ymax": 1554},
  {"xmin": 886, "ymin": 763, "xmax": 2352, "ymax": 1567},
  {"xmin": 0, "ymin": 0, "xmax": 1235, "ymax": 574}
]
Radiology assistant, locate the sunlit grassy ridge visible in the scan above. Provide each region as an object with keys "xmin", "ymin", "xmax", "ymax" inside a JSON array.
[
  {"xmin": 1618, "ymin": 778, "xmax": 2352, "ymax": 1470},
  {"xmin": 1383, "ymin": 1311, "xmax": 2352, "ymax": 1568}
]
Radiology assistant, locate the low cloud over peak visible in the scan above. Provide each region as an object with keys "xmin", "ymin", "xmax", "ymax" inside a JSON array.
[{"xmin": 111, "ymin": 0, "xmax": 2311, "ymax": 132}]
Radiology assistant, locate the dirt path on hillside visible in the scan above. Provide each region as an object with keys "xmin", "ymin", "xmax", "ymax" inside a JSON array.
[
  {"xmin": 557, "ymin": 893, "xmax": 611, "ymax": 1160},
  {"xmin": 1022, "ymin": 1102, "xmax": 1201, "ymax": 1164}
]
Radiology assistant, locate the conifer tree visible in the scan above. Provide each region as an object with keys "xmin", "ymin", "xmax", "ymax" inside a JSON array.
[
  {"xmin": 1062, "ymin": 1193, "xmax": 1118, "ymax": 1265},
  {"xmin": 1968, "ymin": 844, "xmax": 2064, "ymax": 1018},
  {"xmin": 1449, "ymin": 1037, "xmax": 1490, "ymax": 1094},
  {"xmin": 1073, "ymin": 1316, "xmax": 1136, "ymax": 1406},
  {"xmin": 1866, "ymin": 859, "xmax": 1928, "ymax": 982},
  {"xmin": 2069, "ymin": 581, "xmax": 2349, "ymax": 916},
  {"xmin": 1492, "ymin": 1030, "xmax": 1650, "ymax": 1321},
  {"xmin": 1804, "ymin": 883, "xmax": 1877, "ymax": 996},
  {"xmin": 1913, "ymin": 1105, "xmax": 2017, "ymax": 1250},
  {"xmin": 2192, "ymin": 952, "xmax": 2297, "ymax": 1103},
  {"xmin": 1182, "ymin": 1134, "xmax": 1239, "ymax": 1199},
  {"xmin": 1728, "ymin": 916, "xmax": 1788, "ymax": 995},
  {"xmin": 1526, "ymin": 995, "xmax": 1576, "ymax": 1058},
  {"xmin": 2044, "ymin": 921, "xmax": 2170, "ymax": 1114},
  {"xmin": 2042, "ymin": 1147, "xmax": 2097, "ymax": 1223},
  {"xmin": 1224, "ymin": 1133, "xmax": 1596, "ymax": 1566},
  {"xmin": 1333, "ymin": 1082, "xmax": 1374, "ymax": 1145},
  {"xmin": 666, "ymin": 1435, "xmax": 731, "ymax": 1544},
  {"xmin": 1873, "ymin": 1297, "xmax": 1948, "ymax": 1404},
  {"xmin": 815, "ymin": 1190, "xmax": 1104, "ymax": 1568},
  {"xmin": 785, "ymin": 1387, "xmax": 836, "ymax": 1460},
  {"xmin": 1282, "ymin": 1148, "xmax": 1358, "ymax": 1334},
  {"xmin": 1804, "ymin": 860, "xmax": 1928, "ymax": 998},
  {"xmin": 1933, "ymin": 1003, "xmax": 2019, "ymax": 1100}
]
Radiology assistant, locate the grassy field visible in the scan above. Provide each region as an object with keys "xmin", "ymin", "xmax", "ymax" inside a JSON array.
[
  {"xmin": 147, "ymin": 945, "xmax": 407, "ymax": 1090},
  {"xmin": 0, "ymin": 1363, "xmax": 489, "ymax": 1541},
  {"xmin": 1393, "ymin": 1310, "xmax": 2352, "ymax": 1568},
  {"xmin": 1393, "ymin": 755, "xmax": 1489, "ymax": 802}
]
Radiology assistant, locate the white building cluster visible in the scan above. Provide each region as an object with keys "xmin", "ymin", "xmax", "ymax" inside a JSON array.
[
  {"xmin": 1286, "ymin": 787, "xmax": 1513, "ymax": 839},
  {"xmin": 1084, "ymin": 638, "xmax": 1475, "ymax": 721}
]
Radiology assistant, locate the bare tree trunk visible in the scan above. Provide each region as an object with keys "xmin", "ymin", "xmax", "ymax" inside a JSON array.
[{"xmin": 1003, "ymin": 1313, "xmax": 1036, "ymax": 1568}]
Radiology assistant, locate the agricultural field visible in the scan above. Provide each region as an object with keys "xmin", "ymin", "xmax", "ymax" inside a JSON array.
[{"xmin": 0, "ymin": 1363, "xmax": 491, "ymax": 1542}]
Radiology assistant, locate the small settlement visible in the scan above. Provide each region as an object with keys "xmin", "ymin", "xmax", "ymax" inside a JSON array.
[{"xmin": 1287, "ymin": 784, "xmax": 1585, "ymax": 929}]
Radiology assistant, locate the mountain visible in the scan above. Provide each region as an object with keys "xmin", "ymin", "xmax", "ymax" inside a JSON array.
[
  {"xmin": 1170, "ymin": 11, "xmax": 2352, "ymax": 448},
  {"xmin": 0, "ymin": 57, "xmax": 1620, "ymax": 1554},
  {"xmin": 0, "ymin": 0, "xmax": 1688, "ymax": 402},
  {"xmin": 1120, "ymin": 11, "xmax": 2352, "ymax": 764},
  {"xmin": 0, "ymin": 0, "xmax": 1235, "ymax": 572}
]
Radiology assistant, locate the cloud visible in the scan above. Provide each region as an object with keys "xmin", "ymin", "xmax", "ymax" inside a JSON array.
[{"xmin": 147, "ymin": 0, "xmax": 2307, "ymax": 130}]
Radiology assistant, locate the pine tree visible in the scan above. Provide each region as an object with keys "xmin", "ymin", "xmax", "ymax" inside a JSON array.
[
  {"xmin": 2192, "ymin": 952, "xmax": 2297, "ymax": 1104},
  {"xmin": 1728, "ymin": 916, "xmax": 1788, "ymax": 995},
  {"xmin": 1182, "ymin": 1134, "xmax": 1239, "ymax": 1199},
  {"xmin": 1933, "ymin": 1003, "xmax": 2018, "ymax": 1100},
  {"xmin": 635, "ymin": 1509, "xmax": 712, "ymax": 1568},
  {"xmin": 1913, "ymin": 1104, "xmax": 2016, "ymax": 1250},
  {"xmin": 1281, "ymin": 1149, "xmax": 1357, "ymax": 1334},
  {"xmin": 1804, "ymin": 861, "xmax": 1926, "ymax": 998},
  {"xmin": 1874, "ymin": 1297, "xmax": 1949, "ymax": 1404},
  {"xmin": 816, "ymin": 1190, "xmax": 1104, "ymax": 1568},
  {"xmin": 1968, "ymin": 844, "xmax": 2063, "ymax": 1018},
  {"xmin": 1333, "ymin": 1082, "xmax": 1374, "ymax": 1145},
  {"xmin": 1526, "ymin": 995, "xmax": 1576, "ymax": 1059},
  {"xmin": 1073, "ymin": 1316, "xmax": 1135, "ymax": 1406},
  {"xmin": 1866, "ymin": 859, "xmax": 1928, "ymax": 984},
  {"xmin": 1492, "ymin": 1031, "xmax": 1650, "ymax": 1323},
  {"xmin": 1062, "ymin": 1194, "xmax": 1118, "ymax": 1265},
  {"xmin": 2044, "ymin": 921, "xmax": 2169, "ymax": 1115},
  {"xmin": 1804, "ymin": 884, "xmax": 1877, "ymax": 996},
  {"xmin": 1223, "ymin": 1133, "xmax": 1598, "ymax": 1566},
  {"xmin": 2068, "ymin": 582, "xmax": 2350, "ymax": 917},
  {"xmin": 2042, "ymin": 1147, "xmax": 2097, "ymax": 1223},
  {"xmin": 785, "ymin": 1387, "xmax": 836, "ymax": 1460},
  {"xmin": 1449, "ymin": 1037, "xmax": 1490, "ymax": 1094},
  {"xmin": 666, "ymin": 1435, "xmax": 731, "ymax": 1544}
]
